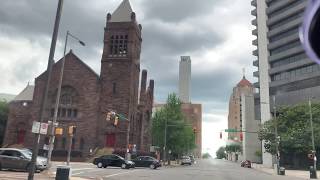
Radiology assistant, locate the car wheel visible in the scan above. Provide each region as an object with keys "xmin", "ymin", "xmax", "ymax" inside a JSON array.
[
  {"xmin": 97, "ymin": 162, "xmax": 103, "ymax": 168},
  {"xmin": 121, "ymin": 164, "xmax": 127, "ymax": 169},
  {"xmin": 150, "ymin": 164, "xmax": 155, "ymax": 169}
]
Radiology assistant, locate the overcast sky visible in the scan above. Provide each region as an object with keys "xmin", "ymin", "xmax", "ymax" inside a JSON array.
[{"xmin": 0, "ymin": 0, "xmax": 255, "ymax": 156}]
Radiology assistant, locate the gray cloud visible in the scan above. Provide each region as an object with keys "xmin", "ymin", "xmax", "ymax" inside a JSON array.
[
  {"xmin": 141, "ymin": 0, "xmax": 218, "ymax": 22},
  {"xmin": 0, "ymin": 0, "xmax": 253, "ymax": 123}
]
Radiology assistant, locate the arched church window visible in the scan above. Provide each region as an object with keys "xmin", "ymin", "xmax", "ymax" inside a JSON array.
[{"xmin": 51, "ymin": 86, "xmax": 79, "ymax": 120}]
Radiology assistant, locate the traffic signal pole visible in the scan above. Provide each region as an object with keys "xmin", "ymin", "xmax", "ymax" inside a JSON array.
[
  {"xmin": 273, "ymin": 96, "xmax": 280, "ymax": 175},
  {"xmin": 27, "ymin": 1, "xmax": 64, "ymax": 179},
  {"xmin": 309, "ymin": 98, "xmax": 317, "ymax": 178}
]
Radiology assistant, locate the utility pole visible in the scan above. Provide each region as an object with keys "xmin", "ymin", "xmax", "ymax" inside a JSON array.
[
  {"xmin": 28, "ymin": 0, "xmax": 64, "ymax": 179},
  {"xmin": 47, "ymin": 31, "xmax": 85, "ymax": 167},
  {"xmin": 273, "ymin": 96, "xmax": 280, "ymax": 175},
  {"xmin": 163, "ymin": 117, "xmax": 167, "ymax": 165},
  {"xmin": 309, "ymin": 97, "xmax": 317, "ymax": 178},
  {"xmin": 67, "ymin": 132, "xmax": 73, "ymax": 165}
]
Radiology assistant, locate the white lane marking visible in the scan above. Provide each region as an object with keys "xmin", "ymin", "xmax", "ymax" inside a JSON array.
[
  {"xmin": 72, "ymin": 168, "xmax": 105, "ymax": 176},
  {"xmin": 103, "ymin": 170, "xmax": 138, "ymax": 178},
  {"xmin": 72, "ymin": 168, "xmax": 94, "ymax": 171},
  {"xmin": 72, "ymin": 171, "xmax": 84, "ymax": 176}
]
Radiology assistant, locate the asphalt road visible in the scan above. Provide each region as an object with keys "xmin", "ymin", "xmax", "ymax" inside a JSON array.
[
  {"xmin": 0, "ymin": 159, "xmax": 305, "ymax": 180},
  {"xmin": 71, "ymin": 159, "xmax": 305, "ymax": 180}
]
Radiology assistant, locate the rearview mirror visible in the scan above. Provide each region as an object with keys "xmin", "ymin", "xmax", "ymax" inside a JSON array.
[{"xmin": 300, "ymin": 0, "xmax": 320, "ymax": 64}]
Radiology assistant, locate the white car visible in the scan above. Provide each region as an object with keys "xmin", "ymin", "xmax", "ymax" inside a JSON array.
[{"xmin": 181, "ymin": 156, "xmax": 192, "ymax": 165}]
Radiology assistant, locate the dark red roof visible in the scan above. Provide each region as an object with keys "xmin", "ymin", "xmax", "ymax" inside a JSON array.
[{"xmin": 237, "ymin": 77, "xmax": 252, "ymax": 87}]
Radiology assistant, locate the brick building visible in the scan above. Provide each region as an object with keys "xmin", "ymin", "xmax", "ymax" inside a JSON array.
[{"xmin": 3, "ymin": 0, "xmax": 154, "ymax": 157}]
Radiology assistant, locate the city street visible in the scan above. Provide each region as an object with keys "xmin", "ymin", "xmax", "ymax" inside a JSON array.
[{"xmin": 0, "ymin": 159, "xmax": 305, "ymax": 180}]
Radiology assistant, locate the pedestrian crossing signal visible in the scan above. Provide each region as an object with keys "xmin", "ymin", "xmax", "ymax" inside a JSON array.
[
  {"xmin": 106, "ymin": 112, "xmax": 111, "ymax": 121},
  {"xmin": 114, "ymin": 116, "xmax": 119, "ymax": 126}
]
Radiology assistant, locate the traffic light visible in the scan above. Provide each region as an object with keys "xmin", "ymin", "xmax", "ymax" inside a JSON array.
[
  {"xmin": 240, "ymin": 132, "xmax": 243, "ymax": 141},
  {"xmin": 55, "ymin": 127, "xmax": 63, "ymax": 135},
  {"xmin": 220, "ymin": 132, "xmax": 222, "ymax": 139},
  {"xmin": 106, "ymin": 112, "xmax": 111, "ymax": 121},
  {"xmin": 114, "ymin": 116, "xmax": 119, "ymax": 126},
  {"xmin": 193, "ymin": 127, "xmax": 197, "ymax": 134},
  {"xmin": 300, "ymin": 0, "xmax": 320, "ymax": 64},
  {"xmin": 68, "ymin": 126, "xmax": 76, "ymax": 135}
]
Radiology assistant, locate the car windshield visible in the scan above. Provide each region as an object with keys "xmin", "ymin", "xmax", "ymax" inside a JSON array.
[{"xmin": 21, "ymin": 149, "xmax": 32, "ymax": 159}]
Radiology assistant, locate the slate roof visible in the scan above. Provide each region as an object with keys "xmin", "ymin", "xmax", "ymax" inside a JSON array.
[
  {"xmin": 110, "ymin": 0, "xmax": 133, "ymax": 22},
  {"xmin": 14, "ymin": 84, "xmax": 34, "ymax": 101}
]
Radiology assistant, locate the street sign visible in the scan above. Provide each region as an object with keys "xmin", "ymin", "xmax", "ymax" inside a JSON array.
[
  {"xmin": 225, "ymin": 129, "xmax": 237, "ymax": 132},
  {"xmin": 40, "ymin": 123, "xmax": 49, "ymax": 135},
  {"xmin": 43, "ymin": 144, "xmax": 49, "ymax": 150},
  {"xmin": 32, "ymin": 121, "xmax": 41, "ymax": 134}
]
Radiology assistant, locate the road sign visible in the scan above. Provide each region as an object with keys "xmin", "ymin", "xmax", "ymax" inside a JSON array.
[
  {"xmin": 43, "ymin": 144, "xmax": 49, "ymax": 150},
  {"xmin": 40, "ymin": 123, "xmax": 49, "ymax": 135},
  {"xmin": 32, "ymin": 121, "xmax": 41, "ymax": 134},
  {"xmin": 225, "ymin": 129, "xmax": 237, "ymax": 132}
]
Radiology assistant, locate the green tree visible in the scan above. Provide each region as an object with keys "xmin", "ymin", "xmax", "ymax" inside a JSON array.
[
  {"xmin": 0, "ymin": 101, "xmax": 9, "ymax": 146},
  {"xmin": 258, "ymin": 103, "xmax": 320, "ymax": 156},
  {"xmin": 152, "ymin": 93, "xmax": 196, "ymax": 158},
  {"xmin": 216, "ymin": 146, "xmax": 226, "ymax": 159},
  {"xmin": 225, "ymin": 144, "xmax": 242, "ymax": 153},
  {"xmin": 202, "ymin": 152, "xmax": 212, "ymax": 159}
]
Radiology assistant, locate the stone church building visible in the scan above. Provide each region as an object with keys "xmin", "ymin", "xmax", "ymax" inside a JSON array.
[{"xmin": 4, "ymin": 0, "xmax": 154, "ymax": 157}]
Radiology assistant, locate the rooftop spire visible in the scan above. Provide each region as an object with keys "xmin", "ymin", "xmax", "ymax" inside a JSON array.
[
  {"xmin": 110, "ymin": 0, "xmax": 133, "ymax": 22},
  {"xmin": 242, "ymin": 68, "xmax": 246, "ymax": 78}
]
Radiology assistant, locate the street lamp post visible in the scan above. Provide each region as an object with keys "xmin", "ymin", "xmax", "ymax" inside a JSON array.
[
  {"xmin": 309, "ymin": 97, "xmax": 317, "ymax": 178},
  {"xmin": 273, "ymin": 96, "xmax": 280, "ymax": 175},
  {"xmin": 47, "ymin": 31, "xmax": 85, "ymax": 167},
  {"xmin": 28, "ymin": 0, "xmax": 64, "ymax": 179},
  {"xmin": 163, "ymin": 118, "xmax": 167, "ymax": 165}
]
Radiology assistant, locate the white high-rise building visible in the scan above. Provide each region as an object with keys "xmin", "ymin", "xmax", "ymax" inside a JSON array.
[{"xmin": 179, "ymin": 56, "xmax": 191, "ymax": 103}]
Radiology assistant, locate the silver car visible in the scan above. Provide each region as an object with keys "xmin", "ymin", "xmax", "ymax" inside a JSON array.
[
  {"xmin": 0, "ymin": 148, "xmax": 48, "ymax": 171},
  {"xmin": 181, "ymin": 156, "xmax": 192, "ymax": 165}
]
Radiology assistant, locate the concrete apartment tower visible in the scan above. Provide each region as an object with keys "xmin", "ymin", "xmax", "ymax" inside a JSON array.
[
  {"xmin": 227, "ymin": 75, "xmax": 261, "ymax": 163},
  {"xmin": 252, "ymin": 0, "xmax": 320, "ymax": 167},
  {"xmin": 179, "ymin": 56, "xmax": 191, "ymax": 103}
]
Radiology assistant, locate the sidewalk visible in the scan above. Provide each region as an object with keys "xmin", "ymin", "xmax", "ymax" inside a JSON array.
[
  {"xmin": 39, "ymin": 168, "xmax": 88, "ymax": 180},
  {"xmin": 252, "ymin": 163, "xmax": 319, "ymax": 179}
]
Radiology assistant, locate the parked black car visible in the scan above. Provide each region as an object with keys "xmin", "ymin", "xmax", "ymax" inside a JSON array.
[
  {"xmin": 93, "ymin": 154, "xmax": 135, "ymax": 169},
  {"xmin": 132, "ymin": 156, "xmax": 161, "ymax": 169}
]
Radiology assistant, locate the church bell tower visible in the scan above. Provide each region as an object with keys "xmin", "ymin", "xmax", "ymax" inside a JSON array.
[{"xmin": 99, "ymin": 0, "xmax": 142, "ymax": 149}]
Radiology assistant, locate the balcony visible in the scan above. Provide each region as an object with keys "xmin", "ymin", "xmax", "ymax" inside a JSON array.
[
  {"xmin": 251, "ymin": 9, "xmax": 257, "ymax": 16},
  {"xmin": 252, "ymin": 39, "xmax": 258, "ymax": 46},
  {"xmin": 252, "ymin": 29, "xmax": 258, "ymax": 36},
  {"xmin": 254, "ymin": 82, "xmax": 260, "ymax": 88},
  {"xmin": 251, "ymin": 19, "xmax": 257, "ymax": 26},
  {"xmin": 253, "ymin": 59, "xmax": 259, "ymax": 67},
  {"xmin": 251, "ymin": 0, "xmax": 257, "ymax": 7},
  {"xmin": 253, "ymin": 49, "xmax": 258, "ymax": 56}
]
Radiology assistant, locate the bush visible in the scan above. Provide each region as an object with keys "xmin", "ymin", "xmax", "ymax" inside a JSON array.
[{"xmin": 202, "ymin": 153, "xmax": 211, "ymax": 159}]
